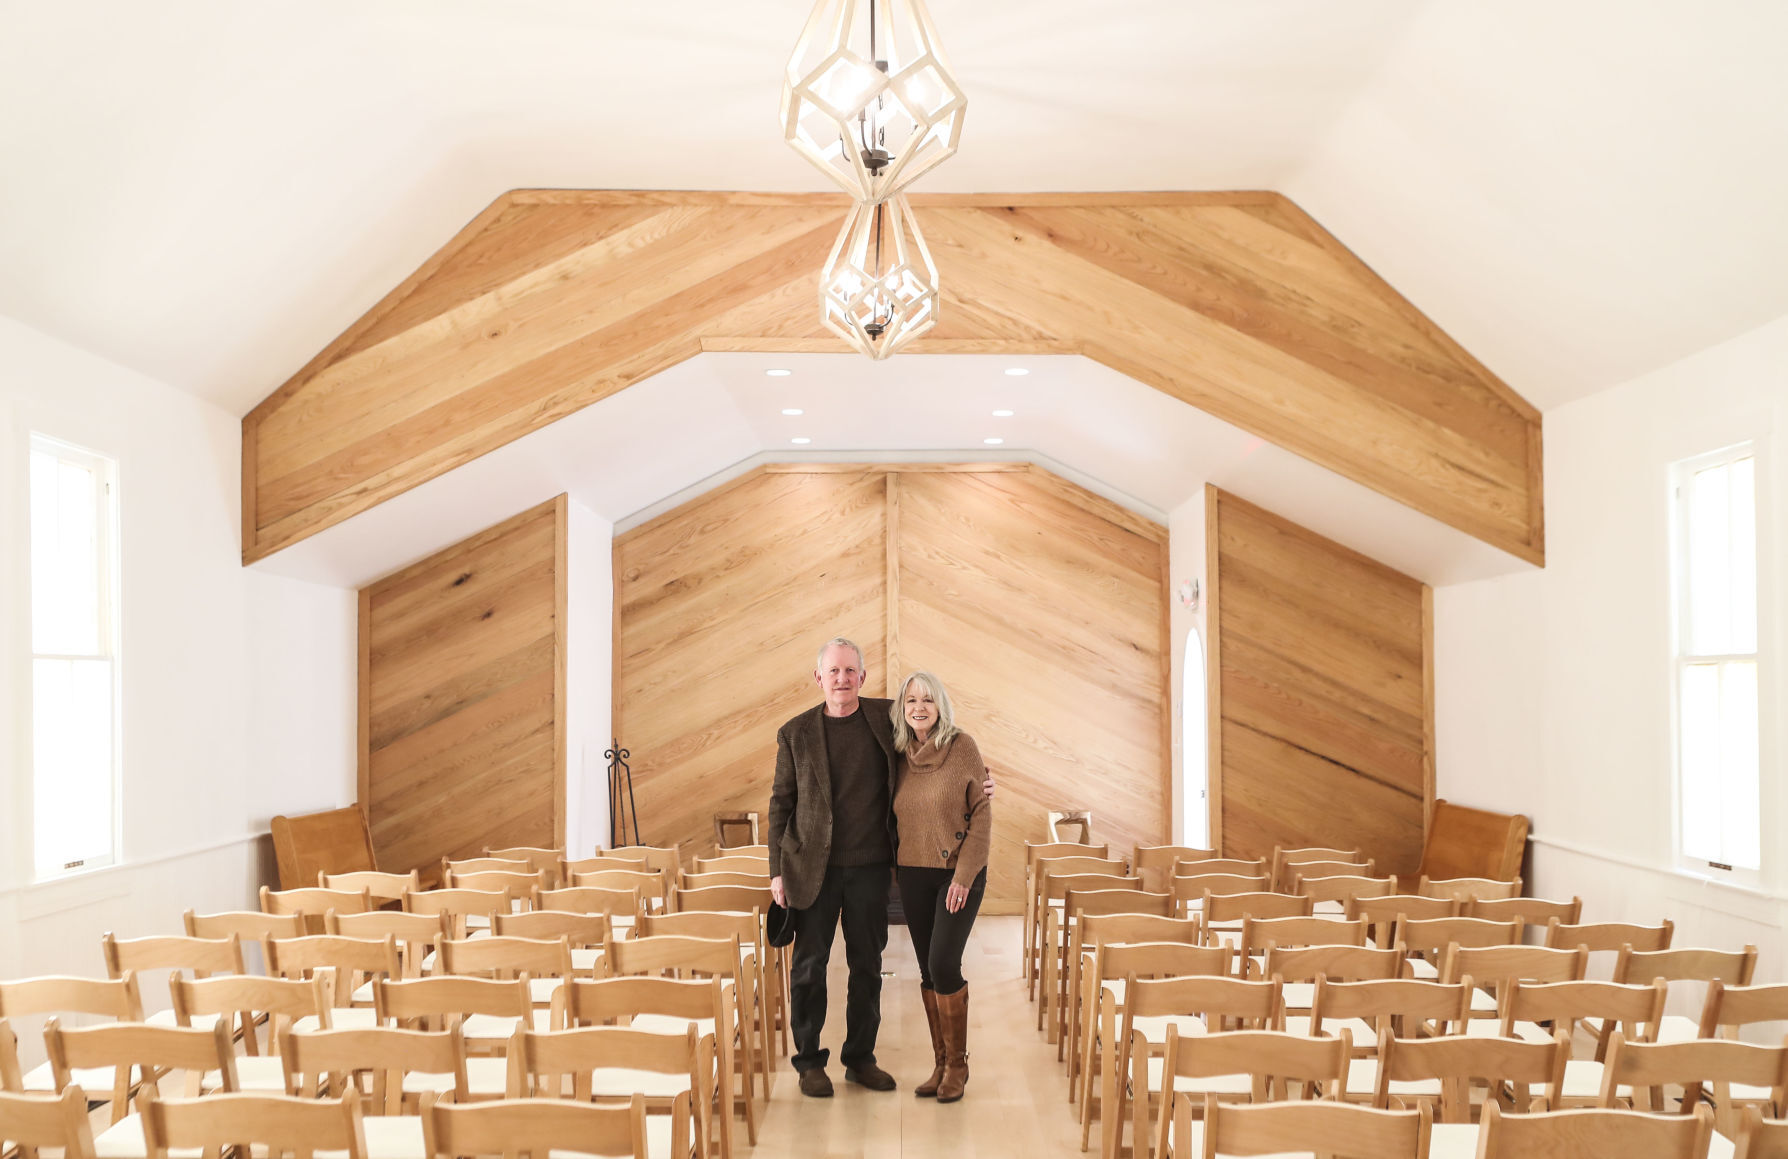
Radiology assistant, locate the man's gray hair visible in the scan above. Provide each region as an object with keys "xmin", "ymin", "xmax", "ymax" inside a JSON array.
[{"xmin": 815, "ymin": 636, "xmax": 866, "ymax": 672}]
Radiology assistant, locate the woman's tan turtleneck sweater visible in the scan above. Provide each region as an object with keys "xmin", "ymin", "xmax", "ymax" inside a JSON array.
[{"xmin": 894, "ymin": 731, "xmax": 993, "ymax": 889}]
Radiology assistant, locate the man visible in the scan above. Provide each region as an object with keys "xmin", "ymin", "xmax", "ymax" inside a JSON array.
[{"xmin": 767, "ymin": 637, "xmax": 991, "ymax": 1098}]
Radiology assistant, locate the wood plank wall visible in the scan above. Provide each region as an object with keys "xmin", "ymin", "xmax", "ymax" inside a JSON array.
[
  {"xmin": 242, "ymin": 191, "xmax": 1543, "ymax": 569},
  {"xmin": 612, "ymin": 464, "xmax": 1168, "ymax": 913},
  {"xmin": 359, "ymin": 496, "xmax": 567, "ymax": 876},
  {"xmin": 1206, "ymin": 486, "xmax": 1432, "ymax": 875}
]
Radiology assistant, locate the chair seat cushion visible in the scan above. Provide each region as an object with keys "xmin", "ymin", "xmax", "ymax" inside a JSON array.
[
  {"xmin": 22, "ymin": 1061, "xmax": 114, "ymax": 1093},
  {"xmin": 293, "ymin": 1007, "xmax": 381, "ymax": 1034},
  {"xmin": 93, "ymin": 1113, "xmax": 203, "ymax": 1159},
  {"xmin": 202, "ymin": 1055, "xmax": 287, "ymax": 1092},
  {"xmin": 1129, "ymin": 1014, "xmax": 1206, "ymax": 1043},
  {"xmin": 1342, "ymin": 1057, "xmax": 1442, "ymax": 1100},
  {"xmin": 630, "ymin": 1013, "xmax": 718, "ymax": 1039},
  {"xmin": 403, "ymin": 1056, "xmax": 509, "ymax": 1096},
  {"xmin": 1428, "ymin": 1121, "xmax": 1478, "ymax": 1159}
]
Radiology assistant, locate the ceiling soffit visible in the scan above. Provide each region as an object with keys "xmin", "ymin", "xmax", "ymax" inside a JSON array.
[{"xmin": 241, "ymin": 189, "xmax": 1543, "ymax": 567}]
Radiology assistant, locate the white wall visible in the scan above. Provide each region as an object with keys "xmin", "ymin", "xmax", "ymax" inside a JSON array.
[
  {"xmin": 1435, "ymin": 313, "xmax": 1788, "ymax": 977},
  {"xmin": 1167, "ymin": 489, "xmax": 1210, "ymax": 847},
  {"xmin": 564, "ymin": 497, "xmax": 614, "ymax": 857},
  {"xmin": 0, "ymin": 315, "xmax": 356, "ymax": 1039}
]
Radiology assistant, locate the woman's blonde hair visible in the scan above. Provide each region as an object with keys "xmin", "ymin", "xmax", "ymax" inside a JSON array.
[{"xmin": 890, "ymin": 670, "xmax": 960, "ymax": 752}]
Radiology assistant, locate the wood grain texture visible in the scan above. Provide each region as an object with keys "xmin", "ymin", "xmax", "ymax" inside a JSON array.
[
  {"xmin": 1207, "ymin": 488, "xmax": 1431, "ymax": 875},
  {"xmin": 242, "ymin": 191, "xmax": 1543, "ymax": 567},
  {"xmin": 359, "ymin": 495, "xmax": 567, "ymax": 875},
  {"xmin": 611, "ymin": 464, "xmax": 1168, "ymax": 914}
]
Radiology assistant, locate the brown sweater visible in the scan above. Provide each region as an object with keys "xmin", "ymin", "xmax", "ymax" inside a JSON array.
[{"xmin": 894, "ymin": 731, "xmax": 992, "ymax": 888}]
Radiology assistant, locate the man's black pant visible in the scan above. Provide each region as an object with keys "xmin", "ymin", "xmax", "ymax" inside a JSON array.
[{"xmin": 789, "ymin": 861, "xmax": 890, "ymax": 1073}]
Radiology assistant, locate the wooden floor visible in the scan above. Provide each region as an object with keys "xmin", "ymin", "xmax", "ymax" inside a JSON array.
[{"xmin": 745, "ymin": 915, "xmax": 1086, "ymax": 1159}]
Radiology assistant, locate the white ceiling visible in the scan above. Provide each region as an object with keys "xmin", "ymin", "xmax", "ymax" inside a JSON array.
[
  {"xmin": 4, "ymin": 1, "xmax": 1784, "ymax": 581},
  {"xmin": 253, "ymin": 352, "xmax": 1530, "ymax": 591}
]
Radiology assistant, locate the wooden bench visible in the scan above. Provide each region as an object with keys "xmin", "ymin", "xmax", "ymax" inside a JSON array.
[
  {"xmin": 1416, "ymin": 798, "xmax": 1529, "ymax": 883},
  {"xmin": 270, "ymin": 805, "xmax": 377, "ymax": 890}
]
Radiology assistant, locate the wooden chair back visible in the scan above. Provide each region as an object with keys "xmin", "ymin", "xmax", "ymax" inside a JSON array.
[
  {"xmin": 0, "ymin": 975, "xmax": 144, "ymax": 1021},
  {"xmin": 1734, "ymin": 1106, "xmax": 1788, "ymax": 1159},
  {"xmin": 420, "ymin": 1092, "xmax": 648, "ymax": 1159},
  {"xmin": 138, "ymin": 1087, "xmax": 368, "ymax": 1159},
  {"xmin": 506, "ymin": 1023, "xmax": 700, "ymax": 1103},
  {"xmin": 1188, "ymin": 1094, "xmax": 1430, "ymax": 1159},
  {"xmin": 1309, "ymin": 978, "xmax": 1472, "ymax": 1040},
  {"xmin": 598, "ymin": 934, "xmax": 741, "ymax": 983},
  {"xmin": 281, "ymin": 1026, "xmax": 468, "ymax": 1110},
  {"xmin": 485, "ymin": 847, "xmax": 563, "ymax": 889},
  {"xmin": 445, "ymin": 869, "xmax": 547, "ymax": 901},
  {"xmin": 1078, "ymin": 913, "xmax": 1202, "ymax": 951},
  {"xmin": 673, "ymin": 884, "xmax": 774, "ymax": 916},
  {"xmin": 1174, "ymin": 858, "xmax": 1268, "ymax": 879},
  {"xmin": 571, "ymin": 869, "xmax": 670, "ymax": 909},
  {"xmin": 44, "ymin": 1019, "xmax": 236, "ymax": 1118},
  {"xmin": 1416, "ymin": 876, "xmax": 1523, "ymax": 903},
  {"xmin": 170, "ymin": 975, "xmax": 328, "ymax": 1057},
  {"xmin": 1476, "ymin": 1100, "xmax": 1712, "ymax": 1159},
  {"xmin": 692, "ymin": 855, "xmax": 769, "ymax": 875},
  {"xmin": 184, "ymin": 909, "xmax": 305, "ymax": 942},
  {"xmin": 1124, "ymin": 975, "xmax": 1282, "ymax": 1033},
  {"xmin": 100, "ymin": 934, "xmax": 244, "ymax": 991},
  {"xmin": 1261, "ymin": 943, "xmax": 1400, "ymax": 985},
  {"xmin": 561, "ymin": 855, "xmax": 649, "ymax": 877},
  {"xmin": 1132, "ymin": 846, "xmax": 1215, "ymax": 892},
  {"xmin": 1395, "ymin": 916, "xmax": 1523, "ymax": 960},
  {"xmin": 1238, "ymin": 916, "xmax": 1367, "ymax": 964},
  {"xmin": 325, "ymin": 911, "xmax": 449, "ymax": 977},
  {"xmin": 606, "ymin": 845, "xmax": 684, "ymax": 881},
  {"xmin": 270, "ymin": 806, "xmax": 376, "ymax": 891},
  {"xmin": 533, "ymin": 886, "xmax": 641, "ymax": 919},
  {"xmin": 434, "ymin": 936, "xmax": 573, "ymax": 984},
  {"xmin": 1600, "ymin": 1031, "xmax": 1788, "ymax": 1114},
  {"xmin": 0, "ymin": 1088, "xmax": 95, "ymax": 1159},
  {"xmin": 1171, "ymin": 874, "xmax": 1270, "ymax": 918},
  {"xmin": 0, "ymin": 1019, "xmax": 19, "ymax": 1090},
  {"xmin": 1346, "ymin": 895, "xmax": 1459, "ymax": 947},
  {"xmin": 1284, "ymin": 860, "xmax": 1375, "ymax": 891},
  {"xmin": 319, "ymin": 870, "xmax": 420, "ymax": 901},
  {"xmin": 1544, "ymin": 920, "xmax": 1674, "ymax": 955},
  {"xmin": 1612, "ymin": 945, "xmax": 1759, "ymax": 987},
  {"xmin": 678, "ymin": 871, "xmax": 768, "ymax": 891},
  {"xmin": 1467, "ymin": 896, "xmax": 1582, "ymax": 926},
  {"xmin": 259, "ymin": 887, "xmax": 374, "ymax": 937},
  {"xmin": 374, "ymin": 976, "xmax": 531, "ymax": 1032},
  {"xmin": 403, "ymin": 889, "xmax": 510, "ymax": 938},
  {"xmin": 1499, "ymin": 979, "xmax": 1666, "ymax": 1045},
  {"xmin": 1270, "ymin": 846, "xmax": 1364, "ymax": 889},
  {"xmin": 1700, "ymin": 981, "xmax": 1788, "ymax": 1039},
  {"xmin": 1296, "ymin": 875, "xmax": 1397, "ymax": 907},
  {"xmin": 1375, "ymin": 1026, "xmax": 1568, "ymax": 1121},
  {"xmin": 1439, "ymin": 944, "xmax": 1588, "ymax": 989},
  {"xmin": 560, "ymin": 977, "xmax": 726, "ymax": 1031},
  {"xmin": 492, "ymin": 911, "xmax": 610, "ymax": 948},
  {"xmin": 265, "ymin": 935, "xmax": 403, "ymax": 1010},
  {"xmin": 442, "ymin": 857, "xmax": 531, "ymax": 877},
  {"xmin": 1158, "ymin": 1028, "xmax": 1350, "ymax": 1118}
]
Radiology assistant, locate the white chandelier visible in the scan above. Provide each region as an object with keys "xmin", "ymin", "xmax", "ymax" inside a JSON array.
[
  {"xmin": 783, "ymin": 0, "xmax": 964, "ymax": 359},
  {"xmin": 819, "ymin": 195, "xmax": 939, "ymax": 360},
  {"xmin": 781, "ymin": 0, "xmax": 967, "ymax": 202}
]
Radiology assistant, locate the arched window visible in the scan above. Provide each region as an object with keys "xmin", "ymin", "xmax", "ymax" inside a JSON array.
[{"xmin": 1182, "ymin": 627, "xmax": 1209, "ymax": 848}]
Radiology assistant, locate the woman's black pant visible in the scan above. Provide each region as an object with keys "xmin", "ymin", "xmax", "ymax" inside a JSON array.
[{"xmin": 895, "ymin": 865, "xmax": 986, "ymax": 994}]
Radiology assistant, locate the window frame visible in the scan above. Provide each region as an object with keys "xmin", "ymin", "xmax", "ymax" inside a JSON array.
[
  {"xmin": 1668, "ymin": 439, "xmax": 1762, "ymax": 885},
  {"xmin": 26, "ymin": 431, "xmax": 124, "ymax": 882}
]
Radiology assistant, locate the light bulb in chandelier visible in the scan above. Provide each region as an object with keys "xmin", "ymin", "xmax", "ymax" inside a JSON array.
[
  {"xmin": 781, "ymin": 0, "xmax": 967, "ymax": 201},
  {"xmin": 819, "ymin": 195, "xmax": 938, "ymax": 360}
]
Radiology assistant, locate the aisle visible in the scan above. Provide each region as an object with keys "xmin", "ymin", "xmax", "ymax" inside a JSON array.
[{"xmin": 744, "ymin": 915, "xmax": 1086, "ymax": 1159}]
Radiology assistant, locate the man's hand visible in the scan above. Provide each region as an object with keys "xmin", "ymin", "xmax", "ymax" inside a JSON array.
[
  {"xmin": 982, "ymin": 765, "xmax": 995, "ymax": 801},
  {"xmin": 771, "ymin": 875, "xmax": 787, "ymax": 907},
  {"xmin": 946, "ymin": 881, "xmax": 970, "ymax": 913}
]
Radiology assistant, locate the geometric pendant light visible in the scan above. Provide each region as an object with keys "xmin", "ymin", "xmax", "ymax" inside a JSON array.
[{"xmin": 819, "ymin": 194, "xmax": 940, "ymax": 359}]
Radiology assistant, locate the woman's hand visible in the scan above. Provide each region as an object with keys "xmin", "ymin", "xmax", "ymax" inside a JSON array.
[
  {"xmin": 946, "ymin": 881, "xmax": 970, "ymax": 913},
  {"xmin": 982, "ymin": 765, "xmax": 995, "ymax": 801}
]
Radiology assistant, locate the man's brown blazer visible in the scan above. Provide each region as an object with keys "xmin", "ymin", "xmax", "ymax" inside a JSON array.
[{"xmin": 766, "ymin": 698, "xmax": 898, "ymax": 911}]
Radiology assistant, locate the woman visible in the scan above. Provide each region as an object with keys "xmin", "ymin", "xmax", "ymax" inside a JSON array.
[{"xmin": 890, "ymin": 670, "xmax": 992, "ymax": 1104}]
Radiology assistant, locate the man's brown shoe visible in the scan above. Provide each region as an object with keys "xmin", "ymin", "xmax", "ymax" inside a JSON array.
[
  {"xmin": 798, "ymin": 1068, "xmax": 834, "ymax": 1098},
  {"xmin": 844, "ymin": 1062, "xmax": 897, "ymax": 1091}
]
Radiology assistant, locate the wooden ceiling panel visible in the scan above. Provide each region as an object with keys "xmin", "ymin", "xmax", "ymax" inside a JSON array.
[{"xmin": 244, "ymin": 190, "xmax": 1543, "ymax": 567}]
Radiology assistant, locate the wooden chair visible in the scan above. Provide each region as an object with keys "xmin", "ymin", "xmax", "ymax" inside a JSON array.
[
  {"xmin": 282, "ymin": 1025, "xmax": 469, "ymax": 1159},
  {"xmin": 1079, "ymin": 939, "xmax": 1226, "ymax": 1159},
  {"xmin": 691, "ymin": 856, "xmax": 768, "ymax": 876},
  {"xmin": 1049, "ymin": 810, "xmax": 1095, "ymax": 845},
  {"xmin": 265, "ymin": 934, "xmax": 404, "ymax": 1031},
  {"xmin": 260, "ymin": 885, "xmax": 374, "ymax": 934},
  {"xmin": 443, "ymin": 870, "xmax": 546, "ymax": 911},
  {"xmin": 1346, "ymin": 895, "xmax": 1459, "ymax": 950},
  {"xmin": 1169, "ymin": 874, "xmax": 1270, "ymax": 922},
  {"xmin": 572, "ymin": 869, "xmax": 671, "ymax": 914},
  {"xmin": 559, "ymin": 976, "xmax": 734, "ymax": 1159},
  {"xmin": 1174, "ymin": 858, "xmax": 1269, "ymax": 879},
  {"xmin": 1264, "ymin": 944, "xmax": 1401, "ymax": 1038},
  {"xmin": 1468, "ymin": 896, "xmax": 1583, "ymax": 928},
  {"xmin": 1416, "ymin": 876, "xmax": 1523, "ymax": 904},
  {"xmin": 713, "ymin": 812, "xmax": 759, "ymax": 849},
  {"xmin": 509, "ymin": 1026, "xmax": 702, "ymax": 1159},
  {"xmin": 271, "ymin": 805, "xmax": 377, "ymax": 891},
  {"xmin": 1033, "ymin": 870, "xmax": 1140, "ymax": 1005},
  {"xmin": 320, "ymin": 870, "xmax": 422, "ymax": 903},
  {"xmin": 678, "ymin": 872, "xmax": 768, "ymax": 892},
  {"xmin": 420, "ymin": 1091, "xmax": 650, "ymax": 1159},
  {"xmin": 673, "ymin": 886, "xmax": 774, "ymax": 921},
  {"xmin": 373, "ymin": 975, "xmax": 531, "ymax": 1094},
  {"xmin": 1499, "ymin": 979, "xmax": 1667, "ymax": 1107},
  {"xmin": 1373, "ymin": 1026, "xmax": 1569, "ymax": 1125},
  {"xmin": 1270, "ymin": 846, "xmax": 1365, "ymax": 891},
  {"xmin": 1030, "ymin": 858, "xmax": 1132, "ymax": 994},
  {"xmin": 1307, "ymin": 979, "xmax": 1473, "ymax": 1103},
  {"xmin": 1023, "ymin": 842, "xmax": 1112, "ymax": 981},
  {"xmin": 533, "ymin": 886, "xmax": 642, "ymax": 927},
  {"xmin": 1476, "ymin": 1100, "xmax": 1713, "ymax": 1159},
  {"xmin": 1282, "ymin": 860, "xmax": 1376, "ymax": 892},
  {"xmin": 0, "ymin": 975, "xmax": 144, "ymax": 1097},
  {"xmin": 598, "ymin": 934, "xmax": 759, "ymax": 1144},
  {"xmin": 1415, "ymin": 800, "xmax": 1528, "ymax": 885},
  {"xmin": 101, "ymin": 933, "xmax": 244, "ymax": 1031},
  {"xmin": 607, "ymin": 845, "xmax": 686, "ymax": 884},
  {"xmin": 1238, "ymin": 915, "xmax": 1369, "ymax": 971},
  {"xmin": 137, "ymin": 1087, "xmax": 368, "ymax": 1159},
  {"xmin": 170, "ymin": 974, "xmax": 331, "ymax": 1092},
  {"xmin": 327, "ymin": 911, "xmax": 451, "ymax": 979},
  {"xmin": 1735, "ymin": 1106, "xmax": 1788, "ymax": 1159},
  {"xmin": 1181, "ymin": 1093, "xmax": 1431, "ymax": 1159},
  {"xmin": 1132, "ymin": 846, "xmax": 1215, "ymax": 894},
  {"xmin": 1295, "ymin": 874, "xmax": 1398, "ymax": 909},
  {"xmin": 403, "ymin": 889, "xmax": 510, "ymax": 939},
  {"xmin": 638, "ymin": 909, "xmax": 780, "ymax": 1068},
  {"xmin": 1545, "ymin": 919, "xmax": 1674, "ymax": 959},
  {"xmin": 1395, "ymin": 916, "xmax": 1522, "ymax": 980},
  {"xmin": 441, "ymin": 857, "xmax": 531, "ymax": 878},
  {"xmin": 0, "ymin": 1088, "xmax": 96, "ymax": 1159},
  {"xmin": 1600, "ymin": 1031, "xmax": 1788, "ymax": 1120},
  {"xmin": 562, "ymin": 855, "xmax": 651, "ymax": 878},
  {"xmin": 183, "ymin": 908, "xmax": 305, "ymax": 945},
  {"xmin": 492, "ymin": 912, "xmax": 610, "ymax": 978},
  {"xmin": 1151, "ymin": 1029, "xmax": 1351, "ymax": 1159},
  {"xmin": 485, "ymin": 846, "xmax": 564, "ymax": 889},
  {"xmin": 1612, "ymin": 945, "xmax": 1759, "ymax": 1045},
  {"xmin": 1044, "ymin": 887, "xmax": 1167, "ymax": 1046},
  {"xmin": 44, "ymin": 1018, "xmax": 237, "ymax": 1146},
  {"xmin": 1199, "ymin": 893, "xmax": 1314, "ymax": 951},
  {"xmin": 1123, "ymin": 976, "xmax": 1282, "ymax": 1159},
  {"xmin": 432, "ymin": 936, "xmax": 573, "ymax": 1018},
  {"xmin": 1439, "ymin": 944, "xmax": 1588, "ymax": 1028}
]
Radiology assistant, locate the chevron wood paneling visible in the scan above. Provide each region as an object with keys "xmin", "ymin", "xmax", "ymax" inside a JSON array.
[
  {"xmin": 610, "ymin": 463, "xmax": 1167, "ymax": 914},
  {"xmin": 359, "ymin": 496, "xmax": 567, "ymax": 876},
  {"xmin": 243, "ymin": 191, "xmax": 1543, "ymax": 567},
  {"xmin": 1207, "ymin": 487, "xmax": 1432, "ymax": 875}
]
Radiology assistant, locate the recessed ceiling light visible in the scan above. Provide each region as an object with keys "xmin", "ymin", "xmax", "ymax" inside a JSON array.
[
  {"xmin": 991, "ymin": 409, "xmax": 1014, "ymax": 417},
  {"xmin": 781, "ymin": 408, "xmax": 804, "ymax": 416},
  {"xmin": 791, "ymin": 437, "xmax": 812, "ymax": 445},
  {"xmin": 983, "ymin": 437, "xmax": 1004, "ymax": 445},
  {"xmin": 1004, "ymin": 367, "xmax": 1029, "ymax": 376},
  {"xmin": 765, "ymin": 368, "xmax": 792, "ymax": 377}
]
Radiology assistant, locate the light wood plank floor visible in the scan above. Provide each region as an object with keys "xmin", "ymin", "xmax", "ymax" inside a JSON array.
[{"xmin": 744, "ymin": 915, "xmax": 1087, "ymax": 1159}]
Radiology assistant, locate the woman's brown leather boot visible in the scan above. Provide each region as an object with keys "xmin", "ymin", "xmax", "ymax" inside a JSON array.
[
  {"xmin": 935, "ymin": 984, "xmax": 970, "ymax": 1102},
  {"xmin": 914, "ymin": 987, "xmax": 946, "ymax": 1097}
]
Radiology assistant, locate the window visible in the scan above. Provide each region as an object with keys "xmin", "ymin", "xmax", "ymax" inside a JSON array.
[
  {"xmin": 29, "ymin": 434, "xmax": 121, "ymax": 879},
  {"xmin": 1182, "ymin": 627, "xmax": 1209, "ymax": 847},
  {"xmin": 1671, "ymin": 443, "xmax": 1760, "ymax": 874}
]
